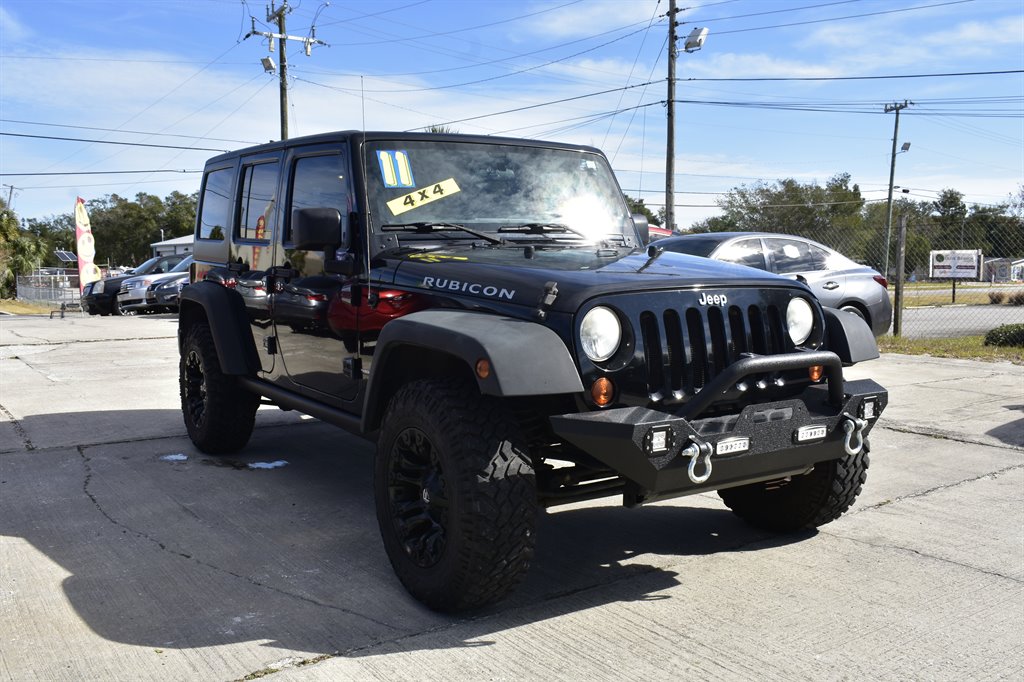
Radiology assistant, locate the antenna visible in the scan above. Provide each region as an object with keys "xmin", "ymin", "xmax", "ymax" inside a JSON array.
[{"xmin": 360, "ymin": 77, "xmax": 377, "ymax": 309}]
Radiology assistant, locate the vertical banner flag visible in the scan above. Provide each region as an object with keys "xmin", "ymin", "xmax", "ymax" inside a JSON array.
[{"xmin": 75, "ymin": 197, "xmax": 102, "ymax": 294}]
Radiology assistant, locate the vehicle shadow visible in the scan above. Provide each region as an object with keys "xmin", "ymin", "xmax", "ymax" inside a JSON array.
[
  {"xmin": 986, "ymin": 404, "xmax": 1024, "ymax": 448},
  {"xmin": 0, "ymin": 409, "xmax": 813, "ymax": 660}
]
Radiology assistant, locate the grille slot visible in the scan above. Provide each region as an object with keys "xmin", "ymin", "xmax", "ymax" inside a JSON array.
[{"xmin": 640, "ymin": 295, "xmax": 796, "ymax": 400}]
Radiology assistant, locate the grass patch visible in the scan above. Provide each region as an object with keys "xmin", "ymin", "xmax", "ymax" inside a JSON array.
[
  {"xmin": 0, "ymin": 299, "xmax": 55, "ymax": 315},
  {"xmin": 879, "ymin": 334, "xmax": 1024, "ymax": 364}
]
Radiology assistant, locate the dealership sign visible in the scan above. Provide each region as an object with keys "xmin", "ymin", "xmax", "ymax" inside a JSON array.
[{"xmin": 929, "ymin": 249, "xmax": 981, "ymax": 280}]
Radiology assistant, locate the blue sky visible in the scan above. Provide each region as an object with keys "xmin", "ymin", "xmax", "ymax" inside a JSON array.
[{"xmin": 1, "ymin": 0, "xmax": 1021, "ymax": 230}]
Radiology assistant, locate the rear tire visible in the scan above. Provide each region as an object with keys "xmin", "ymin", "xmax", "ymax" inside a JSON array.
[
  {"xmin": 179, "ymin": 323, "xmax": 259, "ymax": 453},
  {"xmin": 718, "ymin": 444, "xmax": 869, "ymax": 531},
  {"xmin": 375, "ymin": 378, "xmax": 537, "ymax": 612}
]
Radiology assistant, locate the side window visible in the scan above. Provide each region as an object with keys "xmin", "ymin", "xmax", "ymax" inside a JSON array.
[
  {"xmin": 238, "ymin": 162, "xmax": 279, "ymax": 241},
  {"xmin": 197, "ymin": 167, "xmax": 235, "ymax": 240},
  {"xmin": 287, "ymin": 154, "xmax": 349, "ymax": 244},
  {"xmin": 766, "ymin": 238, "xmax": 828, "ymax": 274},
  {"xmin": 717, "ymin": 239, "xmax": 767, "ymax": 270}
]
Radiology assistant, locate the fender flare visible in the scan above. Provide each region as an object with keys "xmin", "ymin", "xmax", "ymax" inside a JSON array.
[
  {"xmin": 363, "ymin": 310, "xmax": 584, "ymax": 431},
  {"xmin": 823, "ymin": 306, "xmax": 879, "ymax": 365},
  {"xmin": 178, "ymin": 280, "xmax": 259, "ymax": 376}
]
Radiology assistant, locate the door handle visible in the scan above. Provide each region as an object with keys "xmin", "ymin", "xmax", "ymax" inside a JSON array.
[{"xmin": 822, "ymin": 281, "xmax": 839, "ymax": 290}]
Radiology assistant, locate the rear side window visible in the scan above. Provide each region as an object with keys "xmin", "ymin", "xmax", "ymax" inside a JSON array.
[
  {"xmin": 766, "ymin": 238, "xmax": 828, "ymax": 273},
  {"xmin": 238, "ymin": 162, "xmax": 279, "ymax": 241},
  {"xmin": 197, "ymin": 167, "xmax": 235, "ymax": 240},
  {"xmin": 716, "ymin": 238, "xmax": 767, "ymax": 270},
  {"xmin": 286, "ymin": 154, "xmax": 349, "ymax": 243}
]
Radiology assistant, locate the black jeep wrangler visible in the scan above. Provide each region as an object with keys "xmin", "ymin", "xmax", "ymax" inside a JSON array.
[{"xmin": 178, "ymin": 131, "xmax": 886, "ymax": 612}]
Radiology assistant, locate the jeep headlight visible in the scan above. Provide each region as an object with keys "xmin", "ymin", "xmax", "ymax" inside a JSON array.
[
  {"xmin": 786, "ymin": 297, "xmax": 814, "ymax": 345},
  {"xmin": 580, "ymin": 306, "xmax": 621, "ymax": 362}
]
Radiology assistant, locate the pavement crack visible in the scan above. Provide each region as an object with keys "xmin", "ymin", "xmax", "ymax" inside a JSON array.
[
  {"xmin": 75, "ymin": 444, "xmax": 398, "ymax": 633},
  {"xmin": 852, "ymin": 463, "xmax": 1024, "ymax": 516},
  {"xmin": 820, "ymin": 530, "xmax": 1024, "ymax": 584},
  {"xmin": 875, "ymin": 423, "xmax": 1023, "ymax": 452},
  {"xmin": 0, "ymin": 403, "xmax": 35, "ymax": 450}
]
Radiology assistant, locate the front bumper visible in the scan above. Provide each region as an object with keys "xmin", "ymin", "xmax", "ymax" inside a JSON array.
[{"xmin": 550, "ymin": 351, "xmax": 887, "ymax": 504}]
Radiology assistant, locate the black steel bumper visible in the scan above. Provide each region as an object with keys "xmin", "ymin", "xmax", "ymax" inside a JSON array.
[{"xmin": 549, "ymin": 351, "xmax": 887, "ymax": 505}]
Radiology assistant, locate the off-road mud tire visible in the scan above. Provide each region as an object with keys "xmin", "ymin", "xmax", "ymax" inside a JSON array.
[
  {"xmin": 718, "ymin": 443, "xmax": 870, "ymax": 531},
  {"xmin": 179, "ymin": 323, "xmax": 259, "ymax": 454},
  {"xmin": 375, "ymin": 378, "xmax": 537, "ymax": 612}
]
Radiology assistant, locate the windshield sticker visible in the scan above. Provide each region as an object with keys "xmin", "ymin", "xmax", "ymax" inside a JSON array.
[
  {"xmin": 377, "ymin": 150, "xmax": 415, "ymax": 188},
  {"xmin": 387, "ymin": 178, "xmax": 461, "ymax": 216}
]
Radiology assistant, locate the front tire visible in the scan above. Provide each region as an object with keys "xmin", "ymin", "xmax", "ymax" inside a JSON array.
[
  {"xmin": 375, "ymin": 378, "xmax": 537, "ymax": 612},
  {"xmin": 718, "ymin": 444, "xmax": 870, "ymax": 531},
  {"xmin": 179, "ymin": 323, "xmax": 259, "ymax": 453}
]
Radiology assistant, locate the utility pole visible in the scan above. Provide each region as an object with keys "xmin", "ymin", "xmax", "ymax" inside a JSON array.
[
  {"xmin": 893, "ymin": 213, "xmax": 908, "ymax": 337},
  {"xmin": 2, "ymin": 184, "xmax": 17, "ymax": 208},
  {"xmin": 244, "ymin": 0, "xmax": 326, "ymax": 141},
  {"xmin": 883, "ymin": 100, "xmax": 911, "ymax": 278},
  {"xmin": 665, "ymin": 0, "xmax": 680, "ymax": 234}
]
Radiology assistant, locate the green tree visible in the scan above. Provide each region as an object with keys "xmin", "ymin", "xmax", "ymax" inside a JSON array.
[
  {"xmin": 0, "ymin": 199, "xmax": 48, "ymax": 298},
  {"xmin": 624, "ymin": 194, "xmax": 661, "ymax": 226},
  {"xmin": 695, "ymin": 173, "xmax": 868, "ymax": 258}
]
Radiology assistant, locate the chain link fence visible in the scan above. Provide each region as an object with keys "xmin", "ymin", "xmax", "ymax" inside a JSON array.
[
  {"xmin": 16, "ymin": 272, "xmax": 82, "ymax": 306},
  {"xmin": 803, "ymin": 213, "xmax": 1024, "ymax": 339}
]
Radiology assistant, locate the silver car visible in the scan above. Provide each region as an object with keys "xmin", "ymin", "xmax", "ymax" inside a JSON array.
[{"xmin": 656, "ymin": 232, "xmax": 892, "ymax": 336}]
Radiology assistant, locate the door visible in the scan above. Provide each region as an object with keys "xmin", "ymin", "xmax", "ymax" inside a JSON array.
[
  {"xmin": 764, "ymin": 237, "xmax": 845, "ymax": 307},
  {"xmin": 272, "ymin": 145, "xmax": 361, "ymax": 401}
]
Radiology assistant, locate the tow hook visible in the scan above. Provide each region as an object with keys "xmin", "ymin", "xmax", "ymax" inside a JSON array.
[
  {"xmin": 683, "ymin": 439, "xmax": 715, "ymax": 484},
  {"xmin": 841, "ymin": 412, "xmax": 868, "ymax": 455}
]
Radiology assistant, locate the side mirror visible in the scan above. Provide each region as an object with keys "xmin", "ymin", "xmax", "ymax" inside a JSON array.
[
  {"xmin": 293, "ymin": 208, "xmax": 346, "ymax": 250},
  {"xmin": 632, "ymin": 214, "xmax": 650, "ymax": 245}
]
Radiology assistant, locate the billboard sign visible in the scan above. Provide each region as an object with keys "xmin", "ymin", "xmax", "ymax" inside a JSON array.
[{"xmin": 929, "ymin": 249, "xmax": 981, "ymax": 280}]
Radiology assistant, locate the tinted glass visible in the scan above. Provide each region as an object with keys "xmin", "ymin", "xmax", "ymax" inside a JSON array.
[
  {"xmin": 198, "ymin": 167, "xmax": 234, "ymax": 241},
  {"xmin": 238, "ymin": 162, "xmax": 279, "ymax": 241},
  {"xmin": 287, "ymin": 154, "xmax": 349, "ymax": 243},
  {"xmin": 766, "ymin": 238, "xmax": 828, "ymax": 273},
  {"xmin": 716, "ymin": 238, "xmax": 767, "ymax": 270},
  {"xmin": 661, "ymin": 236, "xmax": 725, "ymax": 258}
]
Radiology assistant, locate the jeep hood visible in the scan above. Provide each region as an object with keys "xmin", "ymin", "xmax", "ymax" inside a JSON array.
[{"xmin": 383, "ymin": 244, "xmax": 806, "ymax": 313}]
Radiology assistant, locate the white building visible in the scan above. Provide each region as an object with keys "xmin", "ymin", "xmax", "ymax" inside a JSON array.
[{"xmin": 151, "ymin": 234, "xmax": 194, "ymax": 257}]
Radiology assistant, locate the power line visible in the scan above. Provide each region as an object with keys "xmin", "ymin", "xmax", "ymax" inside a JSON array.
[
  {"xmin": 711, "ymin": 0, "xmax": 977, "ymax": 36},
  {"xmin": 0, "ymin": 132, "xmax": 229, "ymax": 152},
  {"xmin": 682, "ymin": 69, "xmax": 1024, "ymax": 82},
  {"xmin": 0, "ymin": 169, "xmax": 201, "ymax": 177},
  {"xmin": 686, "ymin": 0, "xmax": 865, "ymax": 23},
  {"xmin": 0, "ymin": 119, "xmax": 257, "ymax": 145}
]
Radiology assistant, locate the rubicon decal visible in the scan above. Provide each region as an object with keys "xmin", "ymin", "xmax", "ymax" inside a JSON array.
[{"xmin": 422, "ymin": 277, "xmax": 515, "ymax": 300}]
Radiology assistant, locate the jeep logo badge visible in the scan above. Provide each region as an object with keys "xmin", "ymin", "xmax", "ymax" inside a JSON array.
[{"xmin": 698, "ymin": 292, "xmax": 727, "ymax": 306}]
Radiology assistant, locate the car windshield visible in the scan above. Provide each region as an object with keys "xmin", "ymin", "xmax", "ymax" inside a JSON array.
[
  {"xmin": 661, "ymin": 236, "xmax": 726, "ymax": 258},
  {"xmin": 170, "ymin": 256, "xmax": 192, "ymax": 273},
  {"xmin": 362, "ymin": 140, "xmax": 632, "ymax": 243},
  {"xmin": 132, "ymin": 256, "xmax": 162, "ymax": 274}
]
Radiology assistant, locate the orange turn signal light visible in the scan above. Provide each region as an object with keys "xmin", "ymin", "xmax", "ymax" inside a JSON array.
[
  {"xmin": 808, "ymin": 365, "xmax": 824, "ymax": 382},
  {"xmin": 591, "ymin": 377, "xmax": 614, "ymax": 406},
  {"xmin": 475, "ymin": 358, "xmax": 491, "ymax": 380}
]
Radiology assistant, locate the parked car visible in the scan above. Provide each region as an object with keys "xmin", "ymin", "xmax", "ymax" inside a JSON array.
[
  {"xmin": 83, "ymin": 254, "xmax": 185, "ymax": 315},
  {"xmin": 118, "ymin": 256, "xmax": 193, "ymax": 314},
  {"xmin": 655, "ymin": 232, "xmax": 892, "ymax": 335},
  {"xmin": 147, "ymin": 272, "xmax": 190, "ymax": 312}
]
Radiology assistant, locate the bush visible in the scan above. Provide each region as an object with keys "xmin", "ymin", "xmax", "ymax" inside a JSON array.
[
  {"xmin": 1009, "ymin": 291, "xmax": 1024, "ymax": 306},
  {"xmin": 989, "ymin": 291, "xmax": 1006, "ymax": 304},
  {"xmin": 984, "ymin": 323, "xmax": 1024, "ymax": 347}
]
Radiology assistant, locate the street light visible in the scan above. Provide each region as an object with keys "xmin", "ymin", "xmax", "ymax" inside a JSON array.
[
  {"xmin": 261, "ymin": 56, "xmax": 276, "ymax": 74},
  {"xmin": 883, "ymin": 138, "xmax": 912, "ymax": 277}
]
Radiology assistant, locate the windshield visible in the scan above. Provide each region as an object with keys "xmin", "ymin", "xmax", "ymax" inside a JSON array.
[
  {"xmin": 170, "ymin": 256, "xmax": 193, "ymax": 273},
  {"xmin": 132, "ymin": 256, "xmax": 162, "ymax": 274},
  {"xmin": 363, "ymin": 140, "xmax": 632, "ymax": 243}
]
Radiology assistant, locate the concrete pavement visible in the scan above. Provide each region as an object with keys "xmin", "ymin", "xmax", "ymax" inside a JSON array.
[{"xmin": 1, "ymin": 313, "xmax": 1021, "ymax": 681}]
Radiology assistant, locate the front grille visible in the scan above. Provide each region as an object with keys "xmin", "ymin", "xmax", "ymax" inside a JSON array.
[{"xmin": 637, "ymin": 294, "xmax": 794, "ymax": 400}]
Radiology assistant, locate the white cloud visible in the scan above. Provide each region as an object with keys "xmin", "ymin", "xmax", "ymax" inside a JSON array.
[
  {"xmin": 518, "ymin": 0, "xmax": 660, "ymax": 40},
  {"xmin": 0, "ymin": 6, "xmax": 32, "ymax": 42}
]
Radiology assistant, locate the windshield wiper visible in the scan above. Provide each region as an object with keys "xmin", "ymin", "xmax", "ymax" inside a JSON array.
[
  {"xmin": 497, "ymin": 222, "xmax": 587, "ymax": 240},
  {"xmin": 382, "ymin": 221, "xmax": 503, "ymax": 245}
]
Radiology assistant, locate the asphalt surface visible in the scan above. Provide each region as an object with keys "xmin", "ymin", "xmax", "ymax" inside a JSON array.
[{"xmin": 1, "ymin": 314, "xmax": 1022, "ymax": 681}]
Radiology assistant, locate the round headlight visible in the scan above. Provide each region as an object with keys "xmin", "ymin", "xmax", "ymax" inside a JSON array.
[
  {"xmin": 580, "ymin": 306, "xmax": 622, "ymax": 362},
  {"xmin": 786, "ymin": 297, "xmax": 814, "ymax": 345}
]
